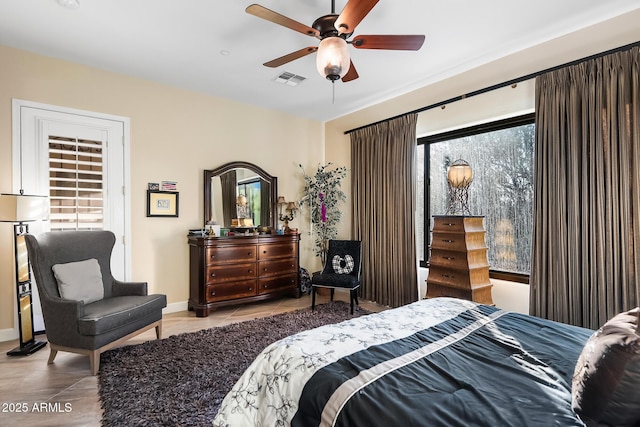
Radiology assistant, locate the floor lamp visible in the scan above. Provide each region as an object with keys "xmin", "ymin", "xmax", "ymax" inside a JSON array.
[{"xmin": 0, "ymin": 192, "xmax": 49, "ymax": 356}]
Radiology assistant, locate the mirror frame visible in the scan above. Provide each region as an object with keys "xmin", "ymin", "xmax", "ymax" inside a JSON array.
[{"xmin": 204, "ymin": 161, "xmax": 278, "ymax": 230}]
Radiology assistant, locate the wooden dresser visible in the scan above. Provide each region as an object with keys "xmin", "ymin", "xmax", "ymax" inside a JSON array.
[
  {"xmin": 426, "ymin": 215, "xmax": 493, "ymax": 305},
  {"xmin": 188, "ymin": 233, "xmax": 300, "ymax": 317}
]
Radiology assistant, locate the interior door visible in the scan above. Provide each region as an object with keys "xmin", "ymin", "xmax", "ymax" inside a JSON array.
[{"xmin": 13, "ymin": 100, "xmax": 131, "ymax": 331}]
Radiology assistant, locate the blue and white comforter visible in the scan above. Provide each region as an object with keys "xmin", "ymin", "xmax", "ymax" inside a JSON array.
[{"xmin": 213, "ymin": 297, "xmax": 592, "ymax": 427}]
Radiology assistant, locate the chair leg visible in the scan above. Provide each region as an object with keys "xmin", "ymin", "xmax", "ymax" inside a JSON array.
[
  {"xmin": 330, "ymin": 288, "xmax": 335, "ymax": 301},
  {"xmin": 353, "ymin": 290, "xmax": 359, "ymax": 306},
  {"xmin": 350, "ymin": 290, "xmax": 354, "ymax": 315},
  {"xmin": 155, "ymin": 322, "xmax": 162, "ymax": 340},
  {"xmin": 47, "ymin": 348, "xmax": 58, "ymax": 365},
  {"xmin": 311, "ymin": 286, "xmax": 316, "ymax": 311},
  {"xmin": 89, "ymin": 350, "xmax": 100, "ymax": 376}
]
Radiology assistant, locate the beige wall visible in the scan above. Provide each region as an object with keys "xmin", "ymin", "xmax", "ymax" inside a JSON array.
[{"xmin": 0, "ymin": 45, "xmax": 323, "ymax": 335}]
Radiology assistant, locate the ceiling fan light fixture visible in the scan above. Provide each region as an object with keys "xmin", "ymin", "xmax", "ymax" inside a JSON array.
[{"xmin": 316, "ymin": 37, "xmax": 350, "ymax": 81}]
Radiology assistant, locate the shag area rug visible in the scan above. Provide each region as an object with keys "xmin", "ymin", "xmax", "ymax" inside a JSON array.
[{"xmin": 98, "ymin": 301, "xmax": 371, "ymax": 426}]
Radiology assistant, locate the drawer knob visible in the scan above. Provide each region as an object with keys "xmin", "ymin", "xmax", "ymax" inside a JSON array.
[
  {"xmin": 248, "ymin": 287, "xmax": 253, "ymax": 291},
  {"xmin": 442, "ymin": 274, "xmax": 454, "ymax": 279},
  {"xmin": 248, "ymin": 269, "xmax": 253, "ymax": 273},
  {"xmin": 249, "ymin": 252, "xmax": 253, "ymax": 256},
  {"xmin": 444, "ymin": 256, "xmax": 455, "ymax": 260},
  {"xmin": 210, "ymin": 290, "xmax": 216, "ymax": 296},
  {"xmin": 210, "ymin": 273, "xmax": 216, "ymax": 277},
  {"xmin": 445, "ymin": 223, "xmax": 454, "ymax": 226},
  {"xmin": 442, "ymin": 239, "xmax": 454, "ymax": 243},
  {"xmin": 264, "ymin": 284, "xmax": 268, "ymax": 288},
  {"xmin": 263, "ymin": 250, "xmax": 267, "ymax": 254},
  {"xmin": 263, "ymin": 268, "xmax": 268, "ymax": 272}
]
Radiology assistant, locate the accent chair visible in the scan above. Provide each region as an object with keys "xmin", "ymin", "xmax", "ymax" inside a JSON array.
[
  {"xmin": 25, "ymin": 230, "xmax": 167, "ymax": 375},
  {"xmin": 311, "ymin": 240, "xmax": 362, "ymax": 314}
]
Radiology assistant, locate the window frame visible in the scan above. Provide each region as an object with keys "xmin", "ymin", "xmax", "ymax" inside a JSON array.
[{"xmin": 418, "ymin": 112, "xmax": 535, "ymax": 284}]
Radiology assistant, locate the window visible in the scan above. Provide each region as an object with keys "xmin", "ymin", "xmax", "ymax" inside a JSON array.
[
  {"xmin": 49, "ymin": 136, "xmax": 104, "ymax": 231},
  {"xmin": 236, "ymin": 178, "xmax": 261, "ymax": 225},
  {"xmin": 417, "ymin": 113, "xmax": 535, "ymax": 281}
]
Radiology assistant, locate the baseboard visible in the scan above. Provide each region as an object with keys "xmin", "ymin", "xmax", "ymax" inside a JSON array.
[
  {"xmin": 163, "ymin": 300, "xmax": 188, "ymax": 314},
  {"xmin": 0, "ymin": 327, "xmax": 18, "ymax": 343}
]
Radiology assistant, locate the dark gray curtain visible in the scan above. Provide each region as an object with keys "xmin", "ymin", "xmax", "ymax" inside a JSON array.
[
  {"xmin": 530, "ymin": 46, "xmax": 640, "ymax": 329},
  {"xmin": 220, "ymin": 170, "xmax": 237, "ymax": 226},
  {"xmin": 351, "ymin": 114, "xmax": 419, "ymax": 307}
]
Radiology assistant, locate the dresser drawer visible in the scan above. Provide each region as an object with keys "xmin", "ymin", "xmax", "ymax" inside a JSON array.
[
  {"xmin": 258, "ymin": 258, "xmax": 298, "ymax": 277},
  {"xmin": 206, "ymin": 280, "xmax": 256, "ymax": 302},
  {"xmin": 206, "ymin": 263, "xmax": 256, "ymax": 283},
  {"xmin": 427, "ymin": 265, "xmax": 471, "ymax": 289},
  {"xmin": 206, "ymin": 245, "xmax": 256, "ymax": 265},
  {"xmin": 258, "ymin": 243, "xmax": 298, "ymax": 260},
  {"xmin": 427, "ymin": 265, "xmax": 490, "ymax": 289},
  {"xmin": 258, "ymin": 274, "xmax": 298, "ymax": 295},
  {"xmin": 432, "ymin": 217, "xmax": 466, "ymax": 232},
  {"xmin": 430, "ymin": 232, "xmax": 487, "ymax": 251},
  {"xmin": 432, "ymin": 216, "xmax": 485, "ymax": 233},
  {"xmin": 430, "ymin": 233, "xmax": 468, "ymax": 251},
  {"xmin": 428, "ymin": 248, "xmax": 489, "ymax": 270}
]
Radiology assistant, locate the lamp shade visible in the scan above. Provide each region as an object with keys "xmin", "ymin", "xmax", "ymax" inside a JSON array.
[
  {"xmin": 277, "ymin": 196, "xmax": 286, "ymax": 205},
  {"xmin": 316, "ymin": 37, "xmax": 350, "ymax": 81},
  {"xmin": 286, "ymin": 201, "xmax": 297, "ymax": 211},
  {"xmin": 447, "ymin": 160, "xmax": 473, "ymax": 188},
  {"xmin": 0, "ymin": 194, "xmax": 49, "ymax": 223}
]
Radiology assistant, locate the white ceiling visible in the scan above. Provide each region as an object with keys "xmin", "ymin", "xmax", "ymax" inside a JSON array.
[{"xmin": 1, "ymin": 0, "xmax": 639, "ymax": 122}]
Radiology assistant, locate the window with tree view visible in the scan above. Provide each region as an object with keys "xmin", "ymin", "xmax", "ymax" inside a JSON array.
[{"xmin": 417, "ymin": 113, "xmax": 535, "ymax": 279}]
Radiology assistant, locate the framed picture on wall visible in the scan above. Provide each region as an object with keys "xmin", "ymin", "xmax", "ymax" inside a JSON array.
[{"xmin": 147, "ymin": 190, "xmax": 179, "ymax": 217}]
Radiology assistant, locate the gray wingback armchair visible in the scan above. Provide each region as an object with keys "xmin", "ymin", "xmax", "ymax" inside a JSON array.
[{"xmin": 25, "ymin": 230, "xmax": 167, "ymax": 375}]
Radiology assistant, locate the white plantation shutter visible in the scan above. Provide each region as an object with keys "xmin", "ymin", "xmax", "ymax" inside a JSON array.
[{"xmin": 48, "ymin": 135, "xmax": 104, "ymax": 231}]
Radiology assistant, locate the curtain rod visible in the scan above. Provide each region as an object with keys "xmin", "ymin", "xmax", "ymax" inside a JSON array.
[{"xmin": 344, "ymin": 40, "xmax": 640, "ymax": 135}]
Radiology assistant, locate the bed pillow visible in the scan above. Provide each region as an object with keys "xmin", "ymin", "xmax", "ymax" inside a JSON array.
[
  {"xmin": 52, "ymin": 258, "xmax": 104, "ymax": 304},
  {"xmin": 571, "ymin": 307, "xmax": 640, "ymax": 426}
]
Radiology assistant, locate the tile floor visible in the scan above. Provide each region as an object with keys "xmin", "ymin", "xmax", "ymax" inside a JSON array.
[{"xmin": 0, "ymin": 293, "xmax": 385, "ymax": 426}]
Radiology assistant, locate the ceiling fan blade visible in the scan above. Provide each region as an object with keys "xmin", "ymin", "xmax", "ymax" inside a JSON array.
[
  {"xmin": 246, "ymin": 4, "xmax": 320, "ymax": 38},
  {"xmin": 342, "ymin": 60, "xmax": 359, "ymax": 82},
  {"xmin": 263, "ymin": 47, "xmax": 318, "ymax": 68},
  {"xmin": 352, "ymin": 35, "xmax": 426, "ymax": 50},
  {"xmin": 335, "ymin": 0, "xmax": 379, "ymax": 35}
]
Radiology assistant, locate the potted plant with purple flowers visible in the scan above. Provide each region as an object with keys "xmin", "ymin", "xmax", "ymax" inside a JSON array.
[{"xmin": 299, "ymin": 163, "xmax": 347, "ymax": 265}]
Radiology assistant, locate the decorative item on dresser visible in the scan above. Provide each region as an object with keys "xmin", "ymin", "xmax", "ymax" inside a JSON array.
[
  {"xmin": 188, "ymin": 233, "xmax": 301, "ymax": 317},
  {"xmin": 426, "ymin": 215, "xmax": 493, "ymax": 305}
]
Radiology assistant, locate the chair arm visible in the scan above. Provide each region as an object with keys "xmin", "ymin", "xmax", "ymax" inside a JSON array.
[
  {"xmin": 44, "ymin": 297, "xmax": 85, "ymax": 333},
  {"xmin": 112, "ymin": 279, "xmax": 148, "ymax": 296}
]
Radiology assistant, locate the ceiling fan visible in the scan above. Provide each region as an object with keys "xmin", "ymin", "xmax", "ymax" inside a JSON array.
[{"xmin": 246, "ymin": 0, "xmax": 426, "ymax": 83}]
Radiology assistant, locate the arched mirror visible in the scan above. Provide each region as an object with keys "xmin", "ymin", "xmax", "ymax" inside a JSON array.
[{"xmin": 204, "ymin": 161, "xmax": 278, "ymax": 230}]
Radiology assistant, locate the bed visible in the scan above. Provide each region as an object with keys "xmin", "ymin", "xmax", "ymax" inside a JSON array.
[{"xmin": 213, "ymin": 297, "xmax": 639, "ymax": 427}]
